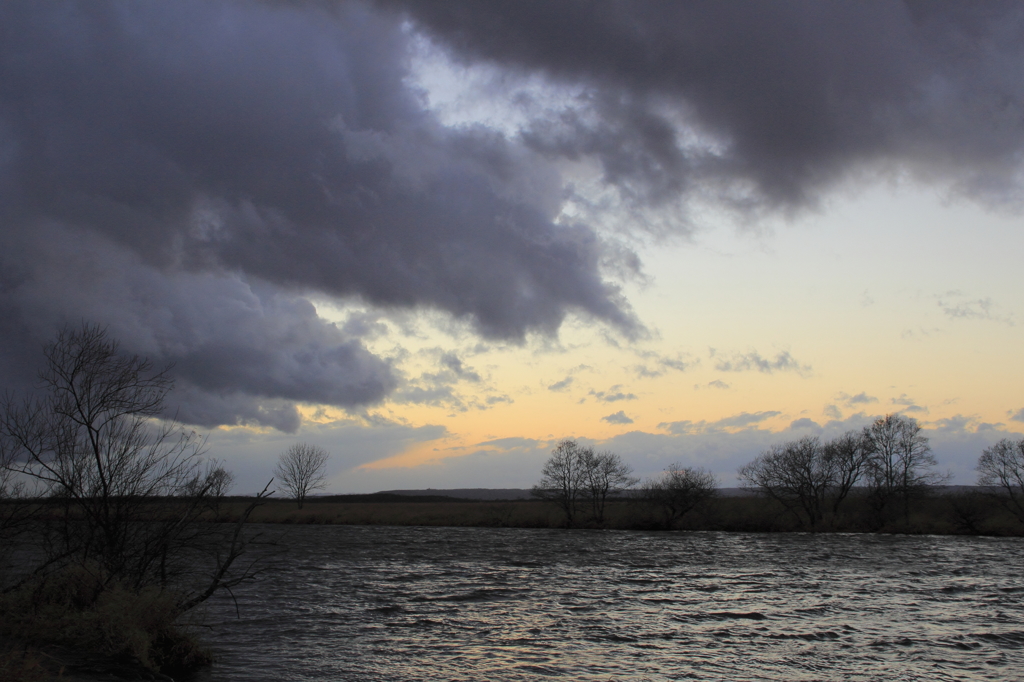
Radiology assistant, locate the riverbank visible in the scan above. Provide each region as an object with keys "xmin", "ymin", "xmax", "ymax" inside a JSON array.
[
  {"xmin": 215, "ymin": 490, "xmax": 1024, "ymax": 536},
  {"xmin": 0, "ymin": 566, "xmax": 213, "ymax": 682}
]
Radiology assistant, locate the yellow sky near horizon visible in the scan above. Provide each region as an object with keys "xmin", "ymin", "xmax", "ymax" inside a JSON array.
[{"xmin": 303, "ymin": 182, "xmax": 1024, "ymax": 478}]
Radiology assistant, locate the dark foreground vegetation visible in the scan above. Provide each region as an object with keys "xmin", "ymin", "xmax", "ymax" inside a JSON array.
[{"xmin": 0, "ymin": 326, "xmax": 268, "ymax": 681}]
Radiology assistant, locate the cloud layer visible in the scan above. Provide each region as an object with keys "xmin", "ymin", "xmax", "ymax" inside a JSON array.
[
  {"xmin": 0, "ymin": 1, "xmax": 637, "ymax": 428},
  {"xmin": 5, "ymin": 1, "xmax": 1024, "ymax": 433},
  {"xmin": 390, "ymin": 1, "xmax": 1024, "ymax": 213}
]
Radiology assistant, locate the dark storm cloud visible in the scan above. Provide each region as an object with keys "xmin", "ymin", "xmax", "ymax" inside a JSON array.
[
  {"xmin": 386, "ymin": 0, "xmax": 1024, "ymax": 212},
  {"xmin": 0, "ymin": 0, "xmax": 637, "ymax": 428}
]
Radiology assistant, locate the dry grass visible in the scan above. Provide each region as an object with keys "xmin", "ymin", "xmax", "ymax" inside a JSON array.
[
  {"xmin": 226, "ymin": 498, "xmax": 559, "ymax": 527},
  {"xmin": 213, "ymin": 494, "xmax": 1024, "ymax": 535},
  {"xmin": 0, "ymin": 564, "xmax": 212, "ymax": 678},
  {"xmin": 0, "ymin": 647, "xmax": 49, "ymax": 682}
]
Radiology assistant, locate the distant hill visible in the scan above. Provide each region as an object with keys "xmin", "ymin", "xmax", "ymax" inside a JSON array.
[
  {"xmin": 376, "ymin": 487, "xmax": 755, "ymax": 499},
  {"xmin": 377, "ymin": 488, "xmax": 534, "ymax": 500},
  {"xmin": 267, "ymin": 487, "xmax": 766, "ymax": 502}
]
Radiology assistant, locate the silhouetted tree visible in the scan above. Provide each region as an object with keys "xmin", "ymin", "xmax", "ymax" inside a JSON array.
[
  {"xmin": 0, "ymin": 324, "xmax": 265, "ymax": 606},
  {"xmin": 533, "ymin": 439, "xmax": 588, "ymax": 526},
  {"xmin": 862, "ymin": 414, "xmax": 942, "ymax": 525},
  {"xmin": 739, "ymin": 432, "xmax": 871, "ymax": 529},
  {"xmin": 821, "ymin": 431, "xmax": 872, "ymax": 519},
  {"xmin": 977, "ymin": 438, "xmax": 1024, "ymax": 525},
  {"xmin": 0, "ymin": 434, "xmax": 33, "ymax": 583},
  {"xmin": 581, "ymin": 449, "xmax": 637, "ymax": 524},
  {"xmin": 739, "ymin": 437, "xmax": 833, "ymax": 529},
  {"xmin": 638, "ymin": 464, "xmax": 717, "ymax": 528},
  {"xmin": 275, "ymin": 443, "xmax": 330, "ymax": 509}
]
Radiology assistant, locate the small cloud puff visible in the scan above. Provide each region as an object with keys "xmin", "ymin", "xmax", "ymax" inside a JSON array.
[
  {"xmin": 838, "ymin": 392, "xmax": 878, "ymax": 406},
  {"xmin": 937, "ymin": 291, "xmax": 1013, "ymax": 326},
  {"xmin": 714, "ymin": 350, "xmax": 811, "ymax": 376},
  {"xmin": 590, "ymin": 386, "xmax": 638, "ymax": 402},
  {"xmin": 694, "ymin": 380, "xmax": 730, "ymax": 390},
  {"xmin": 823, "ymin": 404, "xmax": 843, "ymax": 420},
  {"xmin": 548, "ymin": 376, "xmax": 574, "ymax": 391},
  {"xmin": 631, "ymin": 352, "xmax": 695, "ymax": 378},
  {"xmin": 891, "ymin": 394, "xmax": 928, "ymax": 413},
  {"xmin": 602, "ymin": 411, "xmax": 634, "ymax": 425},
  {"xmin": 659, "ymin": 410, "xmax": 781, "ymax": 434}
]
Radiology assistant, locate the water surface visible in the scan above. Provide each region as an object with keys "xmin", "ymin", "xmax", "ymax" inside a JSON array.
[{"xmin": 196, "ymin": 526, "xmax": 1024, "ymax": 681}]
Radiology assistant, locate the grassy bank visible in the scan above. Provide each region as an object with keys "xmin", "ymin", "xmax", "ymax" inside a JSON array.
[
  {"xmin": 213, "ymin": 491, "xmax": 1024, "ymax": 536},
  {"xmin": 0, "ymin": 565, "xmax": 212, "ymax": 681}
]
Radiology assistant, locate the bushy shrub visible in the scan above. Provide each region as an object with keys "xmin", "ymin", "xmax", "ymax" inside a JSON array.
[{"xmin": 0, "ymin": 564, "xmax": 212, "ymax": 676}]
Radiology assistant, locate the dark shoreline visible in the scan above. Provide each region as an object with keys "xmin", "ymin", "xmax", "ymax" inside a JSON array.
[{"xmin": 214, "ymin": 489, "xmax": 1024, "ymax": 537}]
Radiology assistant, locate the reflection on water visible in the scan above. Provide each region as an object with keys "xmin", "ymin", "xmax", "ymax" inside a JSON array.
[{"xmin": 196, "ymin": 526, "xmax": 1024, "ymax": 681}]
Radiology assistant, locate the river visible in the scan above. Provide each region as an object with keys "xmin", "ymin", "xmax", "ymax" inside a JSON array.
[{"xmin": 194, "ymin": 525, "xmax": 1024, "ymax": 681}]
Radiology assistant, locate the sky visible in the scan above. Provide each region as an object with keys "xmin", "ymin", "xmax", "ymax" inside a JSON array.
[{"xmin": 2, "ymin": 1, "xmax": 1023, "ymax": 494}]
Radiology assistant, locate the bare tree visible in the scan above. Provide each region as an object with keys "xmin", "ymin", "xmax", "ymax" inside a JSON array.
[
  {"xmin": 0, "ymin": 324, "xmax": 263, "ymax": 606},
  {"xmin": 532, "ymin": 439, "xmax": 589, "ymax": 527},
  {"xmin": 739, "ymin": 437, "xmax": 834, "ymax": 529},
  {"xmin": 275, "ymin": 443, "xmax": 330, "ymax": 508},
  {"xmin": 977, "ymin": 438, "xmax": 1024, "ymax": 524},
  {"xmin": 638, "ymin": 464, "xmax": 717, "ymax": 529},
  {"xmin": 739, "ymin": 432, "xmax": 870, "ymax": 529},
  {"xmin": 184, "ymin": 460, "xmax": 235, "ymax": 500},
  {"xmin": 0, "ymin": 437, "xmax": 34, "ymax": 584},
  {"xmin": 580, "ymin": 449, "xmax": 638, "ymax": 524},
  {"xmin": 862, "ymin": 414, "xmax": 942, "ymax": 524},
  {"xmin": 821, "ymin": 431, "xmax": 872, "ymax": 519}
]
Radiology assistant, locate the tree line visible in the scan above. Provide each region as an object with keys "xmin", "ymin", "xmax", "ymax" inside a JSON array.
[
  {"xmin": 534, "ymin": 416, "xmax": 1024, "ymax": 533},
  {"xmin": 531, "ymin": 438, "xmax": 717, "ymax": 528}
]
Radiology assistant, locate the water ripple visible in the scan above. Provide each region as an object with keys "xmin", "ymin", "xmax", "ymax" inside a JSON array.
[{"xmin": 195, "ymin": 527, "xmax": 1024, "ymax": 681}]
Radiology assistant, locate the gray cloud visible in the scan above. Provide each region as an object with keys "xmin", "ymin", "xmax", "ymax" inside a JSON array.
[
  {"xmin": 713, "ymin": 411, "xmax": 783, "ymax": 429},
  {"xmin": 381, "ymin": 348, "xmax": 509, "ymax": 412},
  {"xmin": 476, "ymin": 437, "xmax": 541, "ymax": 450},
  {"xmin": 8, "ymin": 1, "xmax": 1024, "ymax": 433},
  {"xmin": 438, "ymin": 352, "xmax": 481, "ymax": 383},
  {"xmin": 788, "ymin": 418, "xmax": 822, "ymax": 433},
  {"xmin": 0, "ymin": 1, "xmax": 638, "ymax": 428},
  {"xmin": 590, "ymin": 386, "xmax": 638, "ymax": 402},
  {"xmin": 694, "ymin": 380, "xmax": 730, "ymax": 390},
  {"xmin": 714, "ymin": 351, "xmax": 810, "ymax": 375},
  {"xmin": 601, "ymin": 410, "xmax": 634, "ymax": 425},
  {"xmin": 891, "ymin": 394, "xmax": 928, "ymax": 413},
  {"xmin": 1011, "ymin": 409, "xmax": 1024, "ymax": 423},
  {"xmin": 838, "ymin": 392, "xmax": 879, "ymax": 406},
  {"xmin": 937, "ymin": 291, "xmax": 1014, "ymax": 325},
  {"xmin": 823, "ymin": 404, "xmax": 843, "ymax": 420},
  {"xmin": 389, "ymin": 1, "xmax": 1024, "ymax": 213},
  {"xmin": 632, "ymin": 352, "xmax": 694, "ymax": 378},
  {"xmin": 548, "ymin": 376, "xmax": 574, "ymax": 392},
  {"xmin": 660, "ymin": 410, "xmax": 782, "ymax": 434}
]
